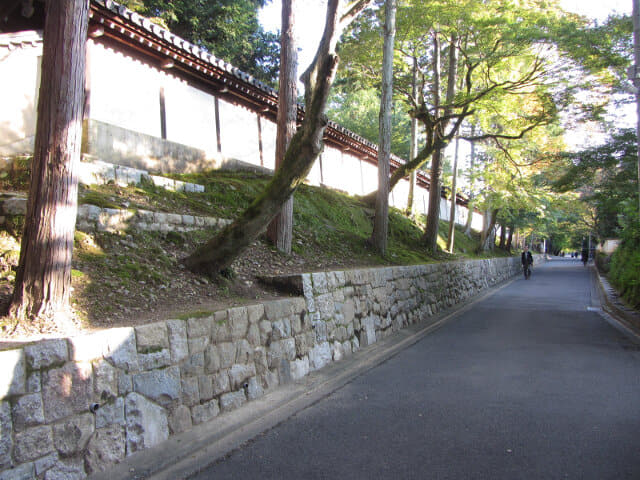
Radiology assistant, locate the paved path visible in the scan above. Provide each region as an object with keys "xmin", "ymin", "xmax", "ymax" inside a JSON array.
[{"xmin": 190, "ymin": 259, "xmax": 640, "ymax": 479}]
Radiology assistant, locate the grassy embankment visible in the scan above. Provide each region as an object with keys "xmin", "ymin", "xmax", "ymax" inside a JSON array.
[{"xmin": 0, "ymin": 166, "xmax": 511, "ymax": 330}]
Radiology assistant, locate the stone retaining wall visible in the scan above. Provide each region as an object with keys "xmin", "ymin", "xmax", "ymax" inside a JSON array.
[
  {"xmin": 0, "ymin": 256, "xmax": 532, "ymax": 479},
  {"xmin": 0, "ymin": 195, "xmax": 230, "ymax": 234},
  {"xmin": 77, "ymin": 158, "xmax": 205, "ymax": 193}
]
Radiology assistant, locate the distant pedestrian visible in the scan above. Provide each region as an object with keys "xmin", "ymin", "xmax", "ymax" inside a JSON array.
[
  {"xmin": 581, "ymin": 247, "xmax": 588, "ymax": 266},
  {"xmin": 522, "ymin": 246, "xmax": 533, "ymax": 279}
]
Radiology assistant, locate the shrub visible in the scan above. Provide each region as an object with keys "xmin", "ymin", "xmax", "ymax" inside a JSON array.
[{"xmin": 609, "ymin": 204, "xmax": 640, "ymax": 309}]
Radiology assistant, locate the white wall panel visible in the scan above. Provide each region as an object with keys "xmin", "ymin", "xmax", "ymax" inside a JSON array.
[{"xmin": 90, "ymin": 42, "xmax": 161, "ymax": 137}]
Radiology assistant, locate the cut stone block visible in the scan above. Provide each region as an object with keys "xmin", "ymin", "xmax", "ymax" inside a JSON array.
[
  {"xmin": 95, "ymin": 397, "xmax": 125, "ymax": 429},
  {"xmin": 191, "ymin": 399, "xmax": 219, "ymax": 425},
  {"xmin": 0, "ymin": 401, "xmax": 11, "ymax": 469},
  {"xmin": 132, "ymin": 366, "xmax": 180, "ymax": 406},
  {"xmin": 11, "ymin": 393, "xmax": 45, "ymax": 432},
  {"xmin": 13, "ymin": 425, "xmax": 53, "ymax": 463},
  {"xmin": 41, "ymin": 362, "xmax": 93, "ymax": 423},
  {"xmin": 125, "ymin": 392, "xmax": 168, "ymax": 455},
  {"xmin": 24, "ymin": 339, "xmax": 68, "ymax": 370},
  {"xmin": 135, "ymin": 322, "xmax": 169, "ymax": 351},
  {"xmin": 52, "ymin": 412, "xmax": 94, "ymax": 456},
  {"xmin": 219, "ymin": 391, "xmax": 246, "ymax": 413}
]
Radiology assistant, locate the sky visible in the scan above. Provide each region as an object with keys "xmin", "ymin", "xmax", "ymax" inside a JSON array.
[{"xmin": 259, "ymin": 0, "xmax": 632, "ymax": 69}]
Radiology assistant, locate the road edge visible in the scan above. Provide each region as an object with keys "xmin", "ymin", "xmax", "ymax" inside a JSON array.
[{"xmin": 591, "ymin": 266, "xmax": 640, "ymax": 343}]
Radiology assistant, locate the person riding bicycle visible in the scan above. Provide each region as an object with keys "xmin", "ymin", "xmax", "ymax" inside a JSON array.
[{"xmin": 521, "ymin": 245, "xmax": 533, "ymax": 279}]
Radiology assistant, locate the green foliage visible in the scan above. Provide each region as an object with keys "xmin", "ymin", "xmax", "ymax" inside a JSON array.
[
  {"xmin": 119, "ymin": 0, "xmax": 280, "ymax": 85},
  {"xmin": 552, "ymin": 129, "xmax": 638, "ymax": 239},
  {"xmin": 327, "ymin": 87, "xmax": 412, "ymax": 159},
  {"xmin": 609, "ymin": 206, "xmax": 640, "ymax": 308}
]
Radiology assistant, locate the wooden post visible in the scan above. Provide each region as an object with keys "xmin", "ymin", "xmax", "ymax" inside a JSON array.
[
  {"xmin": 159, "ymin": 86, "xmax": 167, "ymax": 140},
  {"xmin": 257, "ymin": 115, "xmax": 264, "ymax": 167},
  {"xmin": 214, "ymin": 97, "xmax": 222, "ymax": 153}
]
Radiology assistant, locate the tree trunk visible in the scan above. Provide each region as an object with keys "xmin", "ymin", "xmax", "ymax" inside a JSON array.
[
  {"xmin": 423, "ymin": 32, "xmax": 442, "ymax": 252},
  {"xmin": 446, "ymin": 135, "xmax": 460, "ymax": 252},
  {"xmin": 506, "ymin": 225, "xmax": 514, "ymax": 252},
  {"xmin": 185, "ymin": 0, "xmax": 373, "ymax": 275},
  {"xmin": 405, "ymin": 56, "xmax": 418, "ymax": 216},
  {"xmin": 424, "ymin": 32, "xmax": 458, "ymax": 252},
  {"xmin": 479, "ymin": 208, "xmax": 499, "ymax": 252},
  {"xmin": 371, "ymin": 0, "xmax": 396, "ymax": 256},
  {"xmin": 9, "ymin": 0, "xmax": 89, "ymax": 327},
  {"xmin": 498, "ymin": 223, "xmax": 506, "ymax": 249},
  {"xmin": 267, "ymin": 0, "xmax": 297, "ymax": 254},
  {"xmin": 464, "ymin": 127, "xmax": 476, "ymax": 236}
]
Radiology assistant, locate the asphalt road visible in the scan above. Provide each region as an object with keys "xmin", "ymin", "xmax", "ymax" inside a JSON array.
[{"xmin": 190, "ymin": 259, "xmax": 640, "ymax": 480}]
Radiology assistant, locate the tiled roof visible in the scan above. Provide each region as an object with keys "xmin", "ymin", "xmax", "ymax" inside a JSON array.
[
  {"xmin": 0, "ymin": 30, "xmax": 42, "ymax": 49},
  {"xmin": 2, "ymin": 0, "xmax": 469, "ymax": 204},
  {"xmin": 93, "ymin": 0, "xmax": 409, "ymax": 167},
  {"xmin": 95, "ymin": 0, "xmax": 279, "ymax": 97}
]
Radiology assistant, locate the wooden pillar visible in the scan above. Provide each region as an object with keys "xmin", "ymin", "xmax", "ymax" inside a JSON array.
[
  {"xmin": 257, "ymin": 115, "xmax": 264, "ymax": 167},
  {"xmin": 214, "ymin": 97, "xmax": 222, "ymax": 153},
  {"xmin": 159, "ymin": 86, "xmax": 167, "ymax": 140}
]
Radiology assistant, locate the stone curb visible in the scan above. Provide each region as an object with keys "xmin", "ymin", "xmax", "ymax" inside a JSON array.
[{"xmin": 593, "ymin": 266, "xmax": 640, "ymax": 335}]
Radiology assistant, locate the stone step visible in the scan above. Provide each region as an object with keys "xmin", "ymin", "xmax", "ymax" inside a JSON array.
[
  {"xmin": 0, "ymin": 193, "xmax": 231, "ymax": 234},
  {"xmin": 78, "ymin": 157, "xmax": 205, "ymax": 193}
]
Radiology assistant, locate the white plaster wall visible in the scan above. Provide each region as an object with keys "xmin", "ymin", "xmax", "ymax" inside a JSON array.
[
  {"xmin": 439, "ymin": 197, "xmax": 450, "ymax": 221},
  {"xmin": 360, "ymin": 159, "xmax": 378, "ymax": 195},
  {"xmin": 456, "ymin": 204, "xmax": 469, "ymax": 226},
  {"xmin": 319, "ymin": 147, "xmax": 342, "ymax": 190},
  {"xmin": 0, "ymin": 43, "xmax": 40, "ymax": 154},
  {"xmin": 260, "ymin": 116, "xmax": 277, "ymax": 170},
  {"xmin": 90, "ymin": 42, "xmax": 161, "ymax": 137},
  {"xmin": 472, "ymin": 211, "xmax": 483, "ymax": 231},
  {"xmin": 390, "ymin": 178, "xmax": 409, "ymax": 211},
  {"xmin": 319, "ymin": 148, "xmax": 355, "ymax": 194},
  {"xmin": 217, "ymin": 98, "xmax": 260, "ymax": 164},
  {"xmin": 163, "ymin": 74, "xmax": 216, "ymax": 156},
  {"xmin": 306, "ymin": 153, "xmax": 322, "ymax": 186},
  {"xmin": 414, "ymin": 186, "xmax": 429, "ymax": 216}
]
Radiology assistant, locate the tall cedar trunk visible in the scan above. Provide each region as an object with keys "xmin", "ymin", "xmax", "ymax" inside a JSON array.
[
  {"xmin": 424, "ymin": 32, "xmax": 457, "ymax": 252},
  {"xmin": 464, "ymin": 127, "xmax": 476, "ymax": 236},
  {"xmin": 446, "ymin": 135, "xmax": 460, "ymax": 252},
  {"xmin": 371, "ymin": 0, "xmax": 396, "ymax": 255},
  {"xmin": 9, "ymin": 0, "xmax": 88, "ymax": 325},
  {"xmin": 267, "ymin": 0, "xmax": 297, "ymax": 253},
  {"xmin": 185, "ymin": 0, "xmax": 373, "ymax": 275},
  {"xmin": 506, "ymin": 225, "xmax": 514, "ymax": 251},
  {"xmin": 498, "ymin": 223, "xmax": 506, "ymax": 249},
  {"xmin": 405, "ymin": 56, "xmax": 418, "ymax": 215},
  {"xmin": 423, "ymin": 33, "xmax": 441, "ymax": 252}
]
